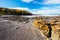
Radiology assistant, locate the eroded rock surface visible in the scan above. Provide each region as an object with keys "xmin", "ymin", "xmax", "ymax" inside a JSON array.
[{"xmin": 0, "ymin": 18, "xmax": 45, "ymax": 40}]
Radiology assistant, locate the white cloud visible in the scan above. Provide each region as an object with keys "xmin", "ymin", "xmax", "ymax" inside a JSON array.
[
  {"xmin": 32, "ymin": 9, "xmax": 60, "ymax": 14},
  {"xmin": 11, "ymin": 7, "xmax": 29, "ymax": 10},
  {"xmin": 31, "ymin": 0, "xmax": 60, "ymax": 16},
  {"xmin": 21, "ymin": 0, "xmax": 34, "ymax": 3},
  {"xmin": 31, "ymin": 6, "xmax": 60, "ymax": 16},
  {"xmin": 33, "ymin": 1, "xmax": 42, "ymax": 4},
  {"xmin": 33, "ymin": 1, "xmax": 37, "ymax": 3},
  {"xmin": 32, "ymin": 0, "xmax": 60, "ymax": 5},
  {"xmin": 10, "ymin": 6, "xmax": 60, "ymax": 16},
  {"xmin": 44, "ymin": 0, "xmax": 60, "ymax": 4}
]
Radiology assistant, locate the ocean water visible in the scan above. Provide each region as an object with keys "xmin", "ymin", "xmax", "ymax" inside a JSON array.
[
  {"xmin": 21, "ymin": 14, "xmax": 59, "ymax": 18},
  {"xmin": 0, "ymin": 14, "xmax": 59, "ymax": 18}
]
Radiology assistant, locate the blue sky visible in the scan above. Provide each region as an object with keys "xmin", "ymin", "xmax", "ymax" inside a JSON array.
[{"xmin": 0, "ymin": 0, "xmax": 60, "ymax": 15}]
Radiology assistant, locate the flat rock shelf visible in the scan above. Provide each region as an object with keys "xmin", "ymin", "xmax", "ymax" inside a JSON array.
[{"xmin": 0, "ymin": 18, "xmax": 45, "ymax": 40}]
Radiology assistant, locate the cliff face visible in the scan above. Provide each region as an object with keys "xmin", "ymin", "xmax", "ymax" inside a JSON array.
[{"xmin": 0, "ymin": 7, "xmax": 32, "ymax": 15}]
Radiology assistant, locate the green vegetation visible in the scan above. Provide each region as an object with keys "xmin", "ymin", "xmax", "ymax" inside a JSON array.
[{"xmin": 0, "ymin": 7, "xmax": 32, "ymax": 15}]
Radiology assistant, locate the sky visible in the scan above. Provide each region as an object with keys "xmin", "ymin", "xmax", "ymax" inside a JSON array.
[{"xmin": 0, "ymin": 0, "xmax": 60, "ymax": 16}]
